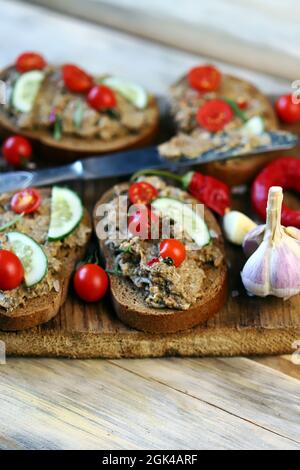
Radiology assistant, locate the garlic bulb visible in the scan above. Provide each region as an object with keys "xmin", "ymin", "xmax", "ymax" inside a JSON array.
[
  {"xmin": 223, "ymin": 211, "xmax": 257, "ymax": 245},
  {"xmin": 241, "ymin": 186, "xmax": 300, "ymax": 299},
  {"xmin": 243, "ymin": 225, "xmax": 265, "ymax": 257}
]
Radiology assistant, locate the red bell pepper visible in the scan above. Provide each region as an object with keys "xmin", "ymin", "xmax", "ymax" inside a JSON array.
[
  {"xmin": 251, "ymin": 157, "xmax": 300, "ymax": 228},
  {"xmin": 131, "ymin": 169, "xmax": 231, "ymax": 216}
]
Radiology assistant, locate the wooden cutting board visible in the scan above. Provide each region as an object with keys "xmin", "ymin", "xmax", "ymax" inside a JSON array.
[{"xmin": 2, "ymin": 171, "xmax": 300, "ymax": 359}]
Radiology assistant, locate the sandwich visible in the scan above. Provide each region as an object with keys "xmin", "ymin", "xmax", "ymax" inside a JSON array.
[
  {"xmin": 0, "ymin": 186, "xmax": 91, "ymax": 330},
  {"xmin": 0, "ymin": 52, "xmax": 159, "ymax": 163},
  {"xmin": 160, "ymin": 64, "xmax": 278, "ymax": 186},
  {"xmin": 94, "ymin": 176, "xmax": 228, "ymax": 333}
]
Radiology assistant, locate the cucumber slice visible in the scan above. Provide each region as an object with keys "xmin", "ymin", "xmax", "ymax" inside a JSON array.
[
  {"xmin": 242, "ymin": 116, "xmax": 265, "ymax": 136},
  {"xmin": 12, "ymin": 70, "xmax": 44, "ymax": 113},
  {"xmin": 152, "ymin": 197, "xmax": 210, "ymax": 247},
  {"xmin": 7, "ymin": 232, "xmax": 48, "ymax": 287},
  {"xmin": 103, "ymin": 76, "xmax": 148, "ymax": 109},
  {"xmin": 48, "ymin": 187, "xmax": 83, "ymax": 241}
]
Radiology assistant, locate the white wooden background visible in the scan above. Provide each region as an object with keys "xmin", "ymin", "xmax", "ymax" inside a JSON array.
[
  {"xmin": 25, "ymin": 0, "xmax": 300, "ymax": 80},
  {"xmin": 0, "ymin": 0, "xmax": 299, "ymax": 450}
]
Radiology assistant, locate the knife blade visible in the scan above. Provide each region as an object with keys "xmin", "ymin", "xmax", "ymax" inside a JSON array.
[{"xmin": 0, "ymin": 130, "xmax": 297, "ymax": 193}]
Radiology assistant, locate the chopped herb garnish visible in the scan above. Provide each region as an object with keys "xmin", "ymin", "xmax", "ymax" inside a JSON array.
[
  {"xmin": 73, "ymin": 100, "xmax": 83, "ymax": 129},
  {"xmin": 222, "ymin": 97, "xmax": 248, "ymax": 123},
  {"xmin": 0, "ymin": 213, "xmax": 23, "ymax": 232},
  {"xmin": 106, "ymin": 108, "xmax": 120, "ymax": 120},
  {"xmin": 53, "ymin": 113, "xmax": 63, "ymax": 140}
]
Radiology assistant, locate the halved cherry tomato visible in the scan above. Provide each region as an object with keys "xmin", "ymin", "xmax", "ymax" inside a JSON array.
[
  {"xmin": 188, "ymin": 65, "xmax": 221, "ymax": 93},
  {"xmin": 2, "ymin": 135, "xmax": 32, "ymax": 167},
  {"xmin": 129, "ymin": 182, "xmax": 158, "ymax": 205},
  {"xmin": 197, "ymin": 99, "xmax": 233, "ymax": 132},
  {"xmin": 11, "ymin": 188, "xmax": 41, "ymax": 215},
  {"xmin": 237, "ymin": 97, "xmax": 248, "ymax": 110},
  {"xmin": 159, "ymin": 239, "xmax": 186, "ymax": 268},
  {"xmin": 62, "ymin": 64, "xmax": 93, "ymax": 93},
  {"xmin": 0, "ymin": 250, "xmax": 24, "ymax": 291},
  {"xmin": 87, "ymin": 85, "xmax": 117, "ymax": 110},
  {"xmin": 74, "ymin": 264, "xmax": 109, "ymax": 302},
  {"xmin": 275, "ymin": 94, "xmax": 300, "ymax": 124},
  {"xmin": 128, "ymin": 207, "xmax": 160, "ymax": 240},
  {"xmin": 15, "ymin": 52, "xmax": 47, "ymax": 73}
]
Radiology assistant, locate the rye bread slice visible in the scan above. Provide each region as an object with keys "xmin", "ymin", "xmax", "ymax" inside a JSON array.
[
  {"xmin": 94, "ymin": 184, "xmax": 228, "ymax": 334},
  {"xmin": 0, "ymin": 189, "xmax": 91, "ymax": 331},
  {"xmin": 0, "ymin": 66, "xmax": 159, "ymax": 165},
  {"xmin": 169, "ymin": 74, "xmax": 279, "ymax": 186}
]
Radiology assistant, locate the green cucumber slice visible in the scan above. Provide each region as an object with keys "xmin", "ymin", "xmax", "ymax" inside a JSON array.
[
  {"xmin": 7, "ymin": 232, "xmax": 48, "ymax": 287},
  {"xmin": 152, "ymin": 197, "xmax": 211, "ymax": 247},
  {"xmin": 48, "ymin": 187, "xmax": 83, "ymax": 241},
  {"xmin": 103, "ymin": 76, "xmax": 148, "ymax": 109},
  {"xmin": 12, "ymin": 70, "xmax": 44, "ymax": 113}
]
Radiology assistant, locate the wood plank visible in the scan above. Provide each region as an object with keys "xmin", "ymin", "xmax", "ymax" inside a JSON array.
[
  {"xmin": 253, "ymin": 355, "xmax": 300, "ymax": 381},
  {"xmin": 0, "ymin": 0, "xmax": 289, "ymax": 95},
  {"xmin": 109, "ymin": 357, "xmax": 300, "ymax": 444},
  {"xmin": 0, "ymin": 357, "xmax": 298, "ymax": 450},
  {"xmin": 26, "ymin": 0, "xmax": 300, "ymax": 80}
]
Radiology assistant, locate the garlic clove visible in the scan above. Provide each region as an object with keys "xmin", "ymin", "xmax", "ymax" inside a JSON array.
[
  {"xmin": 223, "ymin": 210, "xmax": 257, "ymax": 245},
  {"xmin": 243, "ymin": 224, "xmax": 265, "ymax": 258},
  {"xmin": 241, "ymin": 186, "xmax": 300, "ymax": 299}
]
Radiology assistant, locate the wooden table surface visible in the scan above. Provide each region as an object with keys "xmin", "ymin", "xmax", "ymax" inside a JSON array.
[{"xmin": 0, "ymin": 0, "xmax": 300, "ymax": 450}]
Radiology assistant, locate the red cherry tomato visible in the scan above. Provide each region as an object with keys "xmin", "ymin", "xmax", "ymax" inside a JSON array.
[
  {"xmin": 11, "ymin": 188, "xmax": 41, "ymax": 215},
  {"xmin": 62, "ymin": 64, "xmax": 93, "ymax": 93},
  {"xmin": 87, "ymin": 85, "xmax": 117, "ymax": 110},
  {"xmin": 275, "ymin": 94, "xmax": 300, "ymax": 124},
  {"xmin": 197, "ymin": 99, "xmax": 233, "ymax": 132},
  {"xmin": 74, "ymin": 264, "xmax": 109, "ymax": 302},
  {"xmin": 128, "ymin": 207, "xmax": 160, "ymax": 240},
  {"xmin": 129, "ymin": 182, "xmax": 158, "ymax": 205},
  {"xmin": 0, "ymin": 250, "xmax": 24, "ymax": 291},
  {"xmin": 2, "ymin": 135, "xmax": 32, "ymax": 167},
  {"xmin": 160, "ymin": 239, "xmax": 186, "ymax": 268},
  {"xmin": 237, "ymin": 97, "xmax": 248, "ymax": 110},
  {"xmin": 15, "ymin": 52, "xmax": 47, "ymax": 73},
  {"xmin": 188, "ymin": 65, "xmax": 221, "ymax": 93}
]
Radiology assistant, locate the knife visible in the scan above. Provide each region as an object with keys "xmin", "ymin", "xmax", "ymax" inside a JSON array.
[{"xmin": 0, "ymin": 130, "xmax": 297, "ymax": 193}]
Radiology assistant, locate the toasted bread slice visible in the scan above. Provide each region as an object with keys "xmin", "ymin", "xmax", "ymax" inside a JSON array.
[
  {"xmin": 169, "ymin": 74, "xmax": 279, "ymax": 186},
  {"xmin": 0, "ymin": 190, "xmax": 91, "ymax": 331},
  {"xmin": 0, "ymin": 66, "xmax": 159, "ymax": 165},
  {"xmin": 94, "ymin": 184, "xmax": 228, "ymax": 334}
]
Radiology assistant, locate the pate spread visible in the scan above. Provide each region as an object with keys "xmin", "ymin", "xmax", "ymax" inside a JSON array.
[
  {"xmin": 0, "ymin": 193, "xmax": 91, "ymax": 312},
  {"xmin": 2, "ymin": 67, "xmax": 157, "ymax": 140},
  {"xmin": 105, "ymin": 177, "xmax": 224, "ymax": 310},
  {"xmin": 159, "ymin": 74, "xmax": 276, "ymax": 160}
]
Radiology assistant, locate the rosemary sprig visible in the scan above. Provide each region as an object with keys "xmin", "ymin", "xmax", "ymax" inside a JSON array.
[{"xmin": 222, "ymin": 97, "xmax": 248, "ymax": 123}]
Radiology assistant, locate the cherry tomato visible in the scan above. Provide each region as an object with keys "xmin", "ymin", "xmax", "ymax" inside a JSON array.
[
  {"xmin": 74, "ymin": 264, "xmax": 109, "ymax": 302},
  {"xmin": 62, "ymin": 64, "xmax": 93, "ymax": 93},
  {"xmin": 2, "ymin": 135, "xmax": 32, "ymax": 167},
  {"xmin": 275, "ymin": 94, "xmax": 300, "ymax": 124},
  {"xmin": 128, "ymin": 207, "xmax": 160, "ymax": 240},
  {"xmin": 188, "ymin": 65, "xmax": 221, "ymax": 93},
  {"xmin": 237, "ymin": 97, "xmax": 248, "ymax": 110},
  {"xmin": 87, "ymin": 85, "xmax": 117, "ymax": 110},
  {"xmin": 160, "ymin": 239, "xmax": 186, "ymax": 268},
  {"xmin": 11, "ymin": 188, "xmax": 41, "ymax": 215},
  {"xmin": 129, "ymin": 182, "xmax": 158, "ymax": 205},
  {"xmin": 0, "ymin": 250, "xmax": 24, "ymax": 291},
  {"xmin": 15, "ymin": 52, "xmax": 47, "ymax": 73},
  {"xmin": 197, "ymin": 99, "xmax": 233, "ymax": 132}
]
